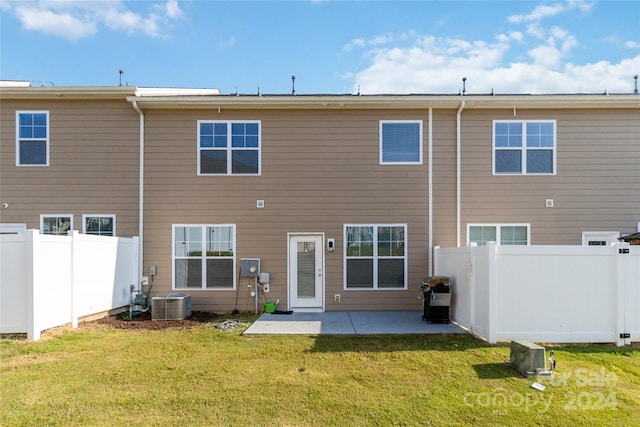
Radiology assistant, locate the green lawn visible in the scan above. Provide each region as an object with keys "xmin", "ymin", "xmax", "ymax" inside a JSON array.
[{"xmin": 1, "ymin": 316, "xmax": 638, "ymax": 426}]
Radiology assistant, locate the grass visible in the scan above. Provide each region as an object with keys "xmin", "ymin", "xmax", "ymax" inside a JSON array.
[{"xmin": 1, "ymin": 316, "xmax": 639, "ymax": 427}]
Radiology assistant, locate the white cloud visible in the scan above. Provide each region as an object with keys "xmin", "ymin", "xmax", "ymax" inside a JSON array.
[
  {"xmin": 342, "ymin": 31, "xmax": 416, "ymax": 52},
  {"xmin": 2, "ymin": 0, "xmax": 182, "ymax": 40},
  {"xmin": 625, "ymin": 40, "xmax": 640, "ymax": 49},
  {"xmin": 218, "ymin": 37, "xmax": 237, "ymax": 49},
  {"xmin": 528, "ymin": 44, "xmax": 563, "ymax": 68},
  {"xmin": 350, "ymin": 30, "xmax": 639, "ymax": 94},
  {"xmin": 526, "ymin": 23, "xmax": 546, "ymax": 39},
  {"xmin": 343, "ymin": 38, "xmax": 366, "ymax": 51},
  {"xmin": 348, "ymin": 0, "xmax": 636, "ymax": 94},
  {"xmin": 164, "ymin": 0, "xmax": 182, "ymax": 19},
  {"xmin": 507, "ymin": 0, "xmax": 592, "ymax": 24},
  {"xmin": 13, "ymin": 5, "xmax": 97, "ymax": 39}
]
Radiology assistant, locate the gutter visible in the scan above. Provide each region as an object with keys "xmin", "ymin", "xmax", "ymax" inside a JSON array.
[
  {"xmin": 131, "ymin": 100, "xmax": 145, "ymax": 288},
  {"xmin": 428, "ymin": 108, "xmax": 433, "ymax": 276},
  {"xmin": 456, "ymin": 100, "xmax": 465, "ymax": 247}
]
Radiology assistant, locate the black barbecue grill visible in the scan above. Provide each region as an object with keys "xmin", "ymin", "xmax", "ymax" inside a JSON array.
[{"xmin": 421, "ymin": 276, "xmax": 451, "ymax": 323}]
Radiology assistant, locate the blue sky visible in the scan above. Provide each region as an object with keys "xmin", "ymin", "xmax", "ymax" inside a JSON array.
[{"xmin": 1, "ymin": 0, "xmax": 638, "ymax": 94}]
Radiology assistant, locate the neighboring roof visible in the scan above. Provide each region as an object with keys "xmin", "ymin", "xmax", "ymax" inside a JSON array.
[
  {"xmin": 0, "ymin": 83, "xmax": 218, "ymax": 100},
  {"xmin": 0, "ymin": 85, "xmax": 137, "ymax": 100},
  {"xmin": 0, "ymin": 80, "xmax": 31, "ymax": 87},
  {"xmin": 135, "ymin": 87, "xmax": 220, "ymax": 97}
]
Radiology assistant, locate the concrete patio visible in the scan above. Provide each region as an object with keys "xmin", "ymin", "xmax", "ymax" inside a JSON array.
[{"xmin": 243, "ymin": 311, "xmax": 468, "ymax": 335}]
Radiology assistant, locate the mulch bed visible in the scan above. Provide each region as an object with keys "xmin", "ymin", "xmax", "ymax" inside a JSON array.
[{"xmin": 96, "ymin": 311, "xmax": 220, "ymax": 331}]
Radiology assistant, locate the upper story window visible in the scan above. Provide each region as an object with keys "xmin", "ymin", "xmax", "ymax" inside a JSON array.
[
  {"xmin": 173, "ymin": 224, "xmax": 236, "ymax": 289},
  {"xmin": 40, "ymin": 214, "xmax": 73, "ymax": 235},
  {"xmin": 344, "ymin": 224, "xmax": 407, "ymax": 290},
  {"xmin": 17, "ymin": 111, "xmax": 49, "ymax": 166},
  {"xmin": 198, "ymin": 121, "xmax": 260, "ymax": 175},
  {"xmin": 493, "ymin": 120, "xmax": 555, "ymax": 175},
  {"xmin": 467, "ymin": 224, "xmax": 530, "ymax": 246},
  {"xmin": 83, "ymin": 215, "xmax": 116, "ymax": 236},
  {"xmin": 380, "ymin": 121, "xmax": 422, "ymax": 164}
]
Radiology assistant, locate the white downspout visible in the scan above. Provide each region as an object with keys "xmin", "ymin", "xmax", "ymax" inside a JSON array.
[
  {"xmin": 428, "ymin": 107, "xmax": 433, "ymax": 276},
  {"xmin": 132, "ymin": 100, "xmax": 144, "ymax": 288},
  {"xmin": 456, "ymin": 100, "xmax": 465, "ymax": 247}
]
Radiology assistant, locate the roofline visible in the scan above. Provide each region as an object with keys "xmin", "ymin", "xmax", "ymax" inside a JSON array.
[
  {"xmin": 1, "ymin": 84, "xmax": 638, "ymax": 108},
  {"xmin": 0, "ymin": 86, "xmax": 138, "ymax": 100},
  {"xmin": 0, "ymin": 85, "xmax": 220, "ymax": 100},
  {"xmin": 127, "ymin": 93, "xmax": 640, "ymax": 110}
]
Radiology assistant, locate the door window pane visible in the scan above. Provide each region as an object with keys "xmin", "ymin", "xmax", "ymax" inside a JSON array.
[{"xmin": 297, "ymin": 242, "xmax": 316, "ymax": 297}]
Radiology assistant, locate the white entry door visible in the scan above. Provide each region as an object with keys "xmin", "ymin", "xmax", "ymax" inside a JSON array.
[{"xmin": 288, "ymin": 234, "xmax": 324, "ymax": 311}]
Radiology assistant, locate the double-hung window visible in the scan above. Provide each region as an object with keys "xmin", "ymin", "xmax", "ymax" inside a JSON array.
[
  {"xmin": 493, "ymin": 120, "xmax": 555, "ymax": 174},
  {"xmin": 467, "ymin": 224, "xmax": 530, "ymax": 246},
  {"xmin": 17, "ymin": 111, "xmax": 49, "ymax": 166},
  {"xmin": 83, "ymin": 215, "xmax": 116, "ymax": 236},
  {"xmin": 198, "ymin": 121, "xmax": 260, "ymax": 175},
  {"xmin": 344, "ymin": 224, "xmax": 407, "ymax": 289},
  {"xmin": 40, "ymin": 214, "xmax": 73, "ymax": 235},
  {"xmin": 380, "ymin": 121, "xmax": 422, "ymax": 164},
  {"xmin": 173, "ymin": 225, "xmax": 236, "ymax": 289}
]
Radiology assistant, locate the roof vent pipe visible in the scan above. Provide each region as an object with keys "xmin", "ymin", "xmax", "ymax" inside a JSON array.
[
  {"xmin": 462, "ymin": 77, "xmax": 467, "ymax": 96},
  {"xmin": 634, "ymin": 75, "xmax": 638, "ymax": 94},
  {"xmin": 291, "ymin": 75, "xmax": 296, "ymax": 95}
]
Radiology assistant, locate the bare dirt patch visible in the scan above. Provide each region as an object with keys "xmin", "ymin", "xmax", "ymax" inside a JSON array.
[{"xmin": 96, "ymin": 311, "xmax": 220, "ymax": 331}]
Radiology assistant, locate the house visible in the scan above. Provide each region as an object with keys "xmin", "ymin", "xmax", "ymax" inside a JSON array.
[{"xmin": 1, "ymin": 82, "xmax": 638, "ymax": 313}]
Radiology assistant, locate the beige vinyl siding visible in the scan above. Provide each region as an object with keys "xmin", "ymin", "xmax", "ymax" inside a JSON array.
[
  {"xmin": 0, "ymin": 100, "xmax": 140, "ymax": 237},
  {"xmin": 459, "ymin": 108, "xmax": 640, "ymax": 245},
  {"xmin": 143, "ymin": 109, "xmax": 432, "ymax": 312},
  {"xmin": 431, "ymin": 110, "xmax": 459, "ymax": 249}
]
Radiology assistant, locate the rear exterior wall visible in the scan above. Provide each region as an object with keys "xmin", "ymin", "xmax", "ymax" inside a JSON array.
[{"xmin": 142, "ymin": 108, "xmax": 437, "ymax": 312}]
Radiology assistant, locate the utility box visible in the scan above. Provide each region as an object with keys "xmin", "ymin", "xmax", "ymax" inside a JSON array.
[
  {"xmin": 240, "ymin": 258, "xmax": 260, "ymax": 277},
  {"xmin": 509, "ymin": 340, "xmax": 551, "ymax": 378},
  {"xmin": 152, "ymin": 293, "xmax": 192, "ymax": 320}
]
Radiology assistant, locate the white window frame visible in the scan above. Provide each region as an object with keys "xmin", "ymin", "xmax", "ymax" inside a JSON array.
[
  {"xmin": 492, "ymin": 120, "xmax": 556, "ymax": 175},
  {"xmin": 82, "ymin": 214, "xmax": 116, "ymax": 236},
  {"xmin": 40, "ymin": 214, "xmax": 73, "ymax": 235},
  {"xmin": 343, "ymin": 223, "xmax": 408, "ymax": 290},
  {"xmin": 379, "ymin": 120, "xmax": 423, "ymax": 165},
  {"xmin": 16, "ymin": 111, "xmax": 49, "ymax": 166},
  {"xmin": 467, "ymin": 223, "xmax": 531, "ymax": 246},
  {"xmin": 197, "ymin": 120, "xmax": 261, "ymax": 176},
  {"xmin": 172, "ymin": 224, "xmax": 236, "ymax": 290}
]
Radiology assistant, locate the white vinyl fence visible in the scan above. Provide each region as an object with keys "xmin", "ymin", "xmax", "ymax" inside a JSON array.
[
  {"xmin": 435, "ymin": 242, "xmax": 639, "ymax": 346},
  {"xmin": 1, "ymin": 230, "xmax": 139, "ymax": 340}
]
